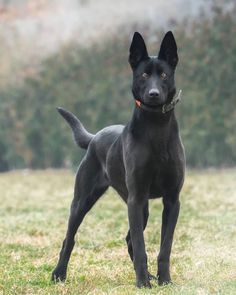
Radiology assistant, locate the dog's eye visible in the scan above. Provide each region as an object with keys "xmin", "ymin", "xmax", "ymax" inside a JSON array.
[
  {"xmin": 142, "ymin": 73, "xmax": 149, "ymax": 79},
  {"xmin": 160, "ymin": 72, "xmax": 167, "ymax": 80}
]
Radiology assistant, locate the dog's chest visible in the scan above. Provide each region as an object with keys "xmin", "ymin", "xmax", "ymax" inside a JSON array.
[
  {"xmin": 144, "ymin": 136, "xmax": 175, "ymax": 198},
  {"xmin": 147, "ymin": 156, "xmax": 168, "ymax": 198},
  {"xmin": 144, "ymin": 126, "xmax": 171, "ymax": 162},
  {"xmin": 149, "ymin": 163, "xmax": 173, "ymax": 198}
]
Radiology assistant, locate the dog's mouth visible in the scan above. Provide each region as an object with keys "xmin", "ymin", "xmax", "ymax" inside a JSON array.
[
  {"xmin": 141, "ymin": 100, "xmax": 164, "ymax": 108},
  {"xmin": 141, "ymin": 95, "xmax": 166, "ymax": 108}
]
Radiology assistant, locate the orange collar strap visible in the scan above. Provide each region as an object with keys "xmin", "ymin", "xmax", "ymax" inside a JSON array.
[{"xmin": 135, "ymin": 100, "xmax": 141, "ymax": 108}]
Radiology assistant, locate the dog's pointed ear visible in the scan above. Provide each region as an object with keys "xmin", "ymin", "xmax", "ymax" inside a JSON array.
[
  {"xmin": 129, "ymin": 32, "xmax": 149, "ymax": 69},
  {"xmin": 158, "ymin": 31, "xmax": 178, "ymax": 69}
]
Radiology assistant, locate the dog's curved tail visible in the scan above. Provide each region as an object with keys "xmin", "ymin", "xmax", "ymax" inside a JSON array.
[{"xmin": 57, "ymin": 107, "xmax": 94, "ymax": 150}]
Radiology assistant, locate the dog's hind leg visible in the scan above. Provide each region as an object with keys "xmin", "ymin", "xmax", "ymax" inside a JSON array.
[{"xmin": 52, "ymin": 153, "xmax": 108, "ymax": 282}]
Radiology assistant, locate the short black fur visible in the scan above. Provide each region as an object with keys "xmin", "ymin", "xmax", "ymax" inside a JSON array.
[{"xmin": 52, "ymin": 31, "xmax": 185, "ymax": 288}]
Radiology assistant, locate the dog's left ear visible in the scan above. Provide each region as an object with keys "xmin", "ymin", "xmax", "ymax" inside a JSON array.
[{"xmin": 158, "ymin": 31, "xmax": 178, "ymax": 69}]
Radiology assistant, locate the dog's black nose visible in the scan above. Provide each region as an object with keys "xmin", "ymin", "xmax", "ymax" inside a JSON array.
[{"xmin": 149, "ymin": 88, "xmax": 159, "ymax": 97}]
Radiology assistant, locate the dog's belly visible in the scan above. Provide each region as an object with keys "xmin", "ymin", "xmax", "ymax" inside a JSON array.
[
  {"xmin": 108, "ymin": 160, "xmax": 128, "ymax": 201},
  {"xmin": 106, "ymin": 138, "xmax": 129, "ymax": 201}
]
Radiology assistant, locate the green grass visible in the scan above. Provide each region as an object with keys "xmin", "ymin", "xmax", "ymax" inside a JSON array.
[{"xmin": 0, "ymin": 169, "xmax": 235, "ymax": 294}]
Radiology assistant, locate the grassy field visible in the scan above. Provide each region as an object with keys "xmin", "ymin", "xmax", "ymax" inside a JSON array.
[{"xmin": 0, "ymin": 169, "xmax": 235, "ymax": 295}]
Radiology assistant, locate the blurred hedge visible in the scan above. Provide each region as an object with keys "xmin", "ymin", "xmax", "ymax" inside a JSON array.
[{"xmin": 0, "ymin": 1, "xmax": 235, "ymax": 171}]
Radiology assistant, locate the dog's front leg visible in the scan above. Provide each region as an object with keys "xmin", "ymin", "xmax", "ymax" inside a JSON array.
[
  {"xmin": 124, "ymin": 145, "xmax": 151, "ymax": 288},
  {"xmin": 128, "ymin": 194, "xmax": 151, "ymax": 288},
  {"xmin": 157, "ymin": 194, "xmax": 180, "ymax": 285}
]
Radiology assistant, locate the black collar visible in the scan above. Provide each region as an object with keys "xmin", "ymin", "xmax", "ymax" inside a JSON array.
[{"xmin": 135, "ymin": 90, "xmax": 182, "ymax": 114}]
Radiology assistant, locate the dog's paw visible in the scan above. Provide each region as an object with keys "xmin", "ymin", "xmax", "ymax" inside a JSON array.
[
  {"xmin": 157, "ymin": 269, "xmax": 172, "ymax": 286},
  {"xmin": 157, "ymin": 275, "xmax": 172, "ymax": 286},
  {"xmin": 136, "ymin": 279, "xmax": 152, "ymax": 289},
  {"xmin": 51, "ymin": 267, "xmax": 67, "ymax": 283},
  {"xmin": 147, "ymin": 272, "xmax": 158, "ymax": 281}
]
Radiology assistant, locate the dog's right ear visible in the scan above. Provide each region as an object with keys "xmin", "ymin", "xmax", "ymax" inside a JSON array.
[{"xmin": 129, "ymin": 32, "xmax": 149, "ymax": 69}]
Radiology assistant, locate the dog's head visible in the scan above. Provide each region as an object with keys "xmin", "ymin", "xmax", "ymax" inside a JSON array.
[{"xmin": 129, "ymin": 31, "xmax": 178, "ymax": 107}]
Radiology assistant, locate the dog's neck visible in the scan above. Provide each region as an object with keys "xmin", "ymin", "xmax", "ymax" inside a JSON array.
[
  {"xmin": 133, "ymin": 104, "xmax": 174, "ymax": 124},
  {"xmin": 129, "ymin": 104, "xmax": 176, "ymax": 139}
]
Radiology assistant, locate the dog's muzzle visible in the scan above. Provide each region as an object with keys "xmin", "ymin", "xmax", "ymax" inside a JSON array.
[{"xmin": 135, "ymin": 90, "xmax": 182, "ymax": 114}]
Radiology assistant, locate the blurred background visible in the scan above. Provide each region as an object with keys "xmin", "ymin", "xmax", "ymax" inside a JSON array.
[{"xmin": 0, "ymin": 0, "xmax": 235, "ymax": 171}]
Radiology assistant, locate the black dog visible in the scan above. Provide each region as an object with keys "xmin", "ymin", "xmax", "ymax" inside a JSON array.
[{"xmin": 52, "ymin": 31, "xmax": 185, "ymax": 288}]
